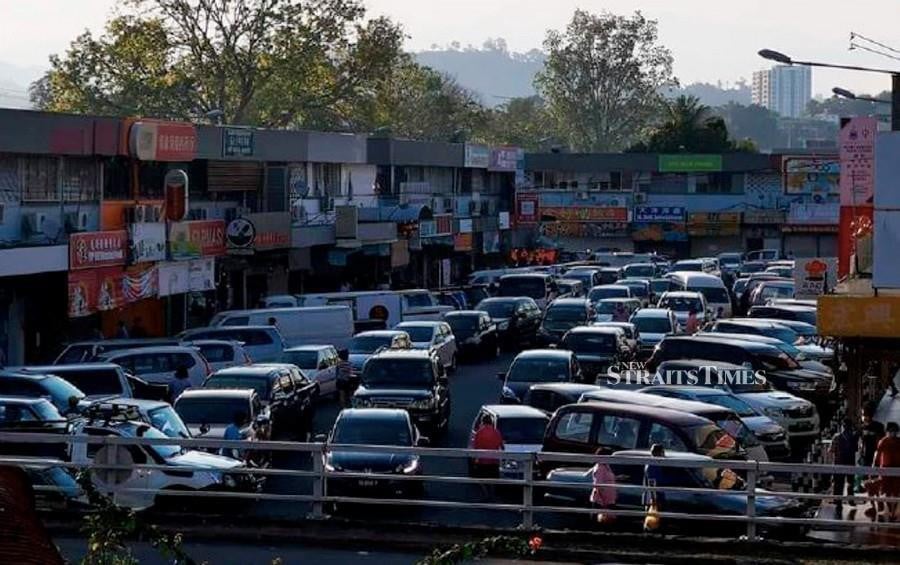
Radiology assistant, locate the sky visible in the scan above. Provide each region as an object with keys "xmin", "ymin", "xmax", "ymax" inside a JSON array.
[{"xmin": 1, "ymin": 0, "xmax": 899, "ymax": 98}]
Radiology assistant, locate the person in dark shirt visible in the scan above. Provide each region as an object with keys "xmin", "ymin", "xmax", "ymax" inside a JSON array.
[
  {"xmin": 830, "ymin": 418, "xmax": 859, "ymax": 514},
  {"xmin": 861, "ymin": 403, "xmax": 885, "ymax": 467}
]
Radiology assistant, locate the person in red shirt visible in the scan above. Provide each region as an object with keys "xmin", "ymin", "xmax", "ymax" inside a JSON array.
[
  {"xmin": 471, "ymin": 414, "xmax": 504, "ymax": 480},
  {"xmin": 685, "ymin": 308, "xmax": 700, "ymax": 334},
  {"xmin": 874, "ymin": 422, "xmax": 900, "ymax": 521}
]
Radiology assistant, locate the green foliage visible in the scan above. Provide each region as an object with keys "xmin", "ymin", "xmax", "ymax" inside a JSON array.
[
  {"xmin": 482, "ymin": 96, "xmax": 556, "ymax": 150},
  {"xmin": 715, "ymin": 102, "xmax": 780, "ymax": 151},
  {"xmin": 417, "ymin": 535, "xmax": 538, "ymax": 565},
  {"xmin": 806, "ymin": 92, "xmax": 891, "ymax": 120},
  {"xmin": 535, "ymin": 10, "xmax": 676, "ymax": 152},
  {"xmin": 632, "ymin": 95, "xmax": 754, "ymax": 153}
]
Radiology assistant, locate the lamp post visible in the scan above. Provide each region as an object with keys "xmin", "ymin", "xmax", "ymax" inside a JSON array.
[
  {"xmin": 758, "ymin": 49, "xmax": 900, "ymax": 131},
  {"xmin": 832, "ymin": 87, "xmax": 891, "ymax": 105}
]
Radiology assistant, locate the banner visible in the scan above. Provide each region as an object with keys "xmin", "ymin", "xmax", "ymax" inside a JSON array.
[
  {"xmin": 188, "ymin": 258, "xmax": 216, "ymax": 292},
  {"xmin": 634, "ymin": 206, "xmax": 685, "ymax": 222},
  {"xmin": 794, "ymin": 258, "xmax": 837, "ymax": 298},
  {"xmin": 515, "ymin": 192, "xmax": 539, "ymax": 225},
  {"xmin": 783, "ymin": 157, "xmax": 840, "ymax": 195},
  {"xmin": 839, "ymin": 117, "xmax": 877, "ymax": 206},
  {"xmin": 129, "ymin": 223, "xmax": 167, "ymax": 263},
  {"xmin": 123, "ymin": 264, "xmax": 159, "ymax": 302},
  {"xmin": 169, "ymin": 220, "xmax": 226, "ymax": 260},
  {"xmin": 68, "ymin": 270, "xmax": 99, "ymax": 318},
  {"xmin": 464, "ymin": 144, "xmax": 490, "ymax": 168},
  {"xmin": 69, "ymin": 230, "xmax": 128, "ymax": 270},
  {"xmin": 542, "ymin": 207, "xmax": 628, "ymax": 223},
  {"xmin": 158, "ymin": 262, "xmax": 190, "ymax": 297}
]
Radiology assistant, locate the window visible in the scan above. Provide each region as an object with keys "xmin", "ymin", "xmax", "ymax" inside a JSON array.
[
  {"xmin": 279, "ymin": 374, "xmax": 294, "ymax": 393},
  {"xmin": 22, "ymin": 156, "xmax": 58, "ymax": 201},
  {"xmin": 221, "ymin": 316, "xmax": 250, "ymax": 327},
  {"xmin": 0, "ymin": 154, "xmax": 20, "ymax": 203},
  {"xmin": 648, "ymin": 423, "xmax": 687, "ymax": 452},
  {"xmin": 171, "ymin": 353, "xmax": 197, "ymax": 370},
  {"xmin": 198, "ymin": 344, "xmax": 232, "ymax": 363},
  {"xmin": 597, "ymin": 415, "xmax": 641, "ymax": 450},
  {"xmin": 61, "ymin": 158, "xmax": 99, "ymax": 201},
  {"xmin": 554, "ymin": 411, "xmax": 594, "ymax": 443},
  {"xmin": 103, "ymin": 157, "xmax": 132, "ymax": 200},
  {"xmin": 129, "ymin": 354, "xmax": 163, "ymax": 375},
  {"xmin": 314, "ymin": 163, "xmax": 342, "ymax": 197}
]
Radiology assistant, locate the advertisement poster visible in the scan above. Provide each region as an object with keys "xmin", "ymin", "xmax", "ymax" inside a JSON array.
[
  {"xmin": 839, "ymin": 117, "xmax": 877, "ymax": 206},
  {"xmin": 783, "ymin": 157, "xmax": 840, "ymax": 195},
  {"xmin": 158, "ymin": 262, "xmax": 190, "ymax": 297},
  {"xmin": 515, "ymin": 192, "xmax": 539, "ymax": 225},
  {"xmin": 68, "ymin": 270, "xmax": 99, "ymax": 318},
  {"xmin": 96, "ymin": 267, "xmax": 125, "ymax": 311},
  {"xmin": 794, "ymin": 258, "xmax": 837, "ymax": 298},
  {"xmin": 168, "ymin": 220, "xmax": 226, "ymax": 260},
  {"xmin": 541, "ymin": 207, "xmax": 628, "ymax": 223},
  {"xmin": 634, "ymin": 206, "xmax": 685, "ymax": 222},
  {"xmin": 123, "ymin": 264, "xmax": 159, "ymax": 302},
  {"xmin": 69, "ymin": 230, "xmax": 128, "ymax": 270},
  {"xmin": 129, "ymin": 222, "xmax": 167, "ymax": 263},
  {"xmin": 188, "ymin": 258, "xmax": 216, "ymax": 292}
]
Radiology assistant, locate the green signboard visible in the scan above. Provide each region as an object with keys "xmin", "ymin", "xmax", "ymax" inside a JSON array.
[{"xmin": 658, "ymin": 154, "xmax": 723, "ymax": 172}]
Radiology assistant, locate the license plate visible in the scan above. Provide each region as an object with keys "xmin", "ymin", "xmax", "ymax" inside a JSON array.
[{"xmin": 358, "ymin": 479, "xmax": 377, "ymax": 487}]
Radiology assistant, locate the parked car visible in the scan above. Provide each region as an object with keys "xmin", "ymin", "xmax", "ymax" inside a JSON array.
[
  {"xmin": 656, "ymin": 291, "xmax": 709, "ymax": 328},
  {"xmin": 209, "ymin": 306, "xmax": 355, "ymax": 350},
  {"xmin": 394, "ymin": 321, "xmax": 458, "ymax": 372},
  {"xmin": 474, "ymin": 297, "xmax": 542, "ymax": 348},
  {"xmin": 346, "ymin": 330, "xmax": 412, "ymax": 375},
  {"xmin": 322, "ymin": 408, "xmax": 425, "ymax": 499},
  {"xmin": 468, "ymin": 405, "xmax": 549, "ymax": 479},
  {"xmin": 587, "ymin": 284, "xmax": 632, "ymax": 304},
  {"xmin": 175, "ymin": 388, "xmax": 271, "ymax": 444},
  {"xmin": 628, "ymin": 308, "xmax": 678, "ymax": 358},
  {"xmin": 351, "ymin": 349, "xmax": 451, "ymax": 436},
  {"xmin": 443, "ymin": 310, "xmax": 499, "ymax": 359},
  {"xmin": 0, "ymin": 371, "xmax": 86, "ymax": 413},
  {"xmin": 202, "ymin": 365, "xmax": 318, "ymax": 441},
  {"xmin": 84, "ymin": 398, "xmax": 192, "ymax": 439},
  {"xmin": 281, "ymin": 345, "xmax": 340, "ymax": 397},
  {"xmin": 537, "ymin": 298, "xmax": 594, "ymax": 346},
  {"xmin": 499, "ymin": 349, "xmax": 584, "ymax": 403},
  {"xmin": 182, "ymin": 340, "xmax": 252, "ymax": 372},
  {"xmin": 15, "ymin": 363, "xmax": 167, "ymax": 401},
  {"xmin": 593, "ymin": 298, "xmax": 641, "ymax": 323},
  {"xmin": 99, "ymin": 346, "xmax": 211, "ymax": 388},
  {"xmin": 0, "ymin": 397, "xmax": 72, "ymax": 459},
  {"xmin": 559, "ymin": 326, "xmax": 626, "ymax": 381},
  {"xmin": 653, "ymin": 360, "xmax": 819, "ymax": 441},
  {"xmin": 523, "ymin": 383, "xmax": 608, "ymax": 415},
  {"xmin": 178, "ymin": 326, "xmax": 286, "ymax": 363},
  {"xmin": 54, "ymin": 338, "xmax": 180, "ymax": 365}
]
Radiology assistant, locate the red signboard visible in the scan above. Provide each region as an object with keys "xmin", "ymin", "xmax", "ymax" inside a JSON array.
[
  {"xmin": 69, "ymin": 230, "xmax": 128, "ymax": 270},
  {"xmin": 131, "ymin": 121, "xmax": 197, "ymax": 162},
  {"xmin": 541, "ymin": 206, "xmax": 629, "ymax": 223},
  {"xmin": 509, "ymin": 248, "xmax": 558, "ymax": 266},
  {"xmin": 68, "ymin": 267, "xmax": 127, "ymax": 317},
  {"xmin": 838, "ymin": 205, "xmax": 873, "ymax": 278},
  {"xmin": 515, "ymin": 192, "xmax": 540, "ymax": 225}
]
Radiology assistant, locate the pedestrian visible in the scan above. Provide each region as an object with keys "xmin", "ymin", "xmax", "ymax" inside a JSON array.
[
  {"xmin": 471, "ymin": 414, "xmax": 504, "ymax": 497},
  {"xmin": 590, "ymin": 448, "xmax": 617, "ymax": 524},
  {"xmin": 336, "ymin": 348, "xmax": 353, "ymax": 408},
  {"xmin": 685, "ymin": 308, "xmax": 700, "ymax": 334},
  {"xmin": 613, "ymin": 303, "xmax": 628, "ymax": 322},
  {"xmin": 829, "ymin": 418, "xmax": 859, "ymax": 516},
  {"xmin": 168, "ymin": 366, "xmax": 192, "ymax": 404},
  {"xmin": 873, "ymin": 421, "xmax": 900, "ymax": 521},
  {"xmin": 115, "ymin": 321, "xmax": 129, "ymax": 339},
  {"xmin": 643, "ymin": 443, "xmax": 668, "ymax": 531},
  {"xmin": 861, "ymin": 403, "xmax": 885, "ymax": 466},
  {"xmin": 222, "ymin": 411, "xmax": 247, "ymax": 459},
  {"xmin": 130, "ymin": 317, "xmax": 148, "ymax": 338}
]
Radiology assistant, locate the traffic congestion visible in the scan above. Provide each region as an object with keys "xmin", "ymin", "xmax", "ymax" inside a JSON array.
[{"xmin": 0, "ymin": 249, "xmax": 839, "ymax": 533}]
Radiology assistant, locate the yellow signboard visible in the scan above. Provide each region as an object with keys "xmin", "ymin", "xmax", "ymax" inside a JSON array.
[{"xmin": 818, "ymin": 295, "xmax": 900, "ymax": 337}]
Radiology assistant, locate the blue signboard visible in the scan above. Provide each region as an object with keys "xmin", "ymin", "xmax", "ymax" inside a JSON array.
[{"xmin": 634, "ymin": 206, "xmax": 686, "ymax": 222}]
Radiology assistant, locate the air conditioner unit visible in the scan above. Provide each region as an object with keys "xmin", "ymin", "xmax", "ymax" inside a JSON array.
[
  {"xmin": 21, "ymin": 212, "xmax": 45, "ymax": 237},
  {"xmin": 634, "ymin": 193, "xmax": 647, "ymax": 204},
  {"xmin": 63, "ymin": 211, "xmax": 89, "ymax": 233}
]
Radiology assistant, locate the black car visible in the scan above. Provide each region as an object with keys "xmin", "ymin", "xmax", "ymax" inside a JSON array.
[
  {"xmin": 0, "ymin": 397, "xmax": 72, "ymax": 459},
  {"xmin": 559, "ymin": 326, "xmax": 624, "ymax": 381},
  {"xmin": 537, "ymin": 298, "xmax": 594, "ymax": 346},
  {"xmin": 352, "ymin": 350, "xmax": 451, "ymax": 437},
  {"xmin": 203, "ymin": 365, "xmax": 318, "ymax": 441},
  {"xmin": 322, "ymin": 408, "xmax": 425, "ymax": 499},
  {"xmin": 19, "ymin": 363, "xmax": 168, "ymax": 402},
  {"xmin": 474, "ymin": 297, "xmax": 542, "ymax": 349},
  {"xmin": 0, "ymin": 371, "xmax": 86, "ymax": 414},
  {"xmin": 499, "ymin": 349, "xmax": 584, "ymax": 403},
  {"xmin": 443, "ymin": 310, "xmax": 499, "ymax": 359},
  {"xmin": 748, "ymin": 305, "xmax": 817, "ymax": 326}
]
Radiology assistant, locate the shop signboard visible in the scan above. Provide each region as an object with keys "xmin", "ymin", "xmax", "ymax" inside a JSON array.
[
  {"xmin": 743, "ymin": 210, "xmax": 785, "ymax": 224},
  {"xmin": 658, "ymin": 154, "xmax": 722, "ymax": 172},
  {"xmin": 515, "ymin": 192, "xmax": 539, "ymax": 225},
  {"xmin": 223, "ymin": 128, "xmax": 254, "ymax": 157},
  {"xmin": 509, "ymin": 248, "xmax": 558, "ymax": 266},
  {"xmin": 158, "ymin": 262, "xmax": 190, "ymax": 297},
  {"xmin": 632, "ymin": 223, "xmax": 688, "ymax": 242},
  {"xmin": 129, "ymin": 222, "xmax": 167, "ymax": 264},
  {"xmin": 540, "ymin": 222, "xmax": 630, "ymax": 238},
  {"xmin": 634, "ymin": 206, "xmax": 685, "ymax": 222},
  {"xmin": 69, "ymin": 230, "xmax": 128, "ymax": 270},
  {"xmin": 839, "ymin": 117, "xmax": 877, "ymax": 206},
  {"xmin": 226, "ymin": 213, "xmax": 291, "ymax": 254},
  {"xmin": 188, "ymin": 258, "xmax": 216, "ymax": 292},
  {"xmin": 783, "ymin": 156, "xmax": 840, "ymax": 195},
  {"xmin": 819, "ymin": 295, "xmax": 900, "ymax": 338},
  {"xmin": 489, "ymin": 146, "xmax": 518, "ymax": 171},
  {"xmin": 542, "ymin": 207, "xmax": 628, "ymax": 223},
  {"xmin": 131, "ymin": 121, "xmax": 197, "ymax": 162},
  {"xmin": 794, "ymin": 258, "xmax": 837, "ymax": 298},
  {"xmin": 168, "ymin": 220, "xmax": 226, "ymax": 260},
  {"xmin": 687, "ymin": 212, "xmax": 741, "ymax": 237},
  {"xmin": 464, "ymin": 144, "xmax": 490, "ymax": 168}
]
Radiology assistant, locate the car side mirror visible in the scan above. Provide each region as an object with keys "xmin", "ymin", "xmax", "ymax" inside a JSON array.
[
  {"xmin": 497, "ymin": 372, "xmax": 506, "ymax": 381},
  {"xmin": 199, "ymin": 423, "xmax": 211, "ymax": 435},
  {"xmin": 416, "ymin": 436, "xmax": 430, "ymax": 447}
]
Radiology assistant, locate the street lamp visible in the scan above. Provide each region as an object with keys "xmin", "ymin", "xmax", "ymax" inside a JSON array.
[
  {"xmin": 832, "ymin": 87, "xmax": 891, "ymax": 105},
  {"xmin": 758, "ymin": 49, "xmax": 900, "ymax": 130}
]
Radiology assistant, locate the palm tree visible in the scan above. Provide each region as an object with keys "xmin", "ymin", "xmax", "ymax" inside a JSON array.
[{"xmin": 635, "ymin": 95, "xmax": 734, "ymax": 152}]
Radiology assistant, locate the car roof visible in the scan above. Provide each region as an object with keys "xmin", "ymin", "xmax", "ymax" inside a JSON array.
[
  {"xmin": 597, "ymin": 297, "xmax": 639, "ymax": 304},
  {"xmin": 751, "ymin": 304, "xmax": 815, "ymax": 312},
  {"xmin": 631, "ymin": 308, "xmax": 671, "ymax": 318},
  {"xmin": 284, "ymin": 345, "xmax": 333, "ymax": 352},
  {"xmin": 0, "ymin": 396, "xmax": 50, "ymax": 405},
  {"xmin": 184, "ymin": 339, "xmax": 242, "ymax": 347},
  {"xmin": 563, "ymin": 400, "xmax": 712, "ymax": 425},
  {"xmin": 355, "ymin": 330, "xmax": 408, "ymax": 338},
  {"xmin": 337, "ymin": 408, "xmax": 410, "ymax": 422},
  {"xmin": 716, "ymin": 318, "xmax": 781, "ymax": 327},
  {"xmin": 103, "ymin": 346, "xmax": 197, "ymax": 356},
  {"xmin": 592, "ymin": 322, "xmax": 635, "ymax": 330},
  {"xmin": 643, "ymin": 385, "xmax": 731, "ymax": 397},
  {"xmin": 444, "ymin": 310, "xmax": 487, "ymax": 317},
  {"xmin": 396, "ymin": 321, "xmax": 442, "ymax": 328},
  {"xmin": 0, "ymin": 371, "xmax": 51, "ymax": 382},
  {"xmin": 370, "ymin": 349, "xmax": 434, "ymax": 360},
  {"xmin": 18, "ymin": 363, "xmax": 121, "ymax": 372},
  {"xmin": 567, "ymin": 326, "xmax": 622, "ymax": 335},
  {"xmin": 515, "ymin": 349, "xmax": 572, "ymax": 360},
  {"xmin": 481, "ymin": 404, "xmax": 550, "ymax": 419},
  {"xmin": 186, "ymin": 325, "xmax": 277, "ymax": 333},
  {"xmin": 209, "ymin": 366, "xmax": 281, "ymax": 378},
  {"xmin": 661, "ymin": 291, "xmax": 704, "ymax": 298},
  {"xmin": 757, "ymin": 280, "xmax": 794, "ymax": 288},
  {"xmin": 664, "ymin": 335, "xmax": 777, "ymax": 352},
  {"xmin": 592, "ymin": 284, "xmax": 629, "ymax": 290},
  {"xmin": 89, "ymin": 397, "xmax": 170, "ymax": 410},
  {"xmin": 657, "ymin": 359, "xmax": 747, "ymax": 371},
  {"xmin": 613, "ymin": 449, "xmax": 711, "ymax": 461},
  {"xmin": 500, "ymin": 273, "xmax": 550, "ymax": 280},
  {"xmin": 529, "ymin": 383, "xmax": 606, "ymax": 394},
  {"xmin": 698, "ymin": 332, "xmax": 784, "ymax": 345},
  {"xmin": 178, "ymin": 388, "xmax": 254, "ymax": 400},
  {"xmin": 478, "ymin": 297, "xmax": 531, "ymax": 304},
  {"xmin": 549, "ymin": 298, "xmax": 589, "ymax": 307}
]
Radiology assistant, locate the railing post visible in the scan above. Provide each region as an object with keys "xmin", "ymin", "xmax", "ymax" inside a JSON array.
[
  {"xmin": 745, "ymin": 465, "xmax": 758, "ymax": 542},
  {"xmin": 311, "ymin": 445, "xmax": 325, "ymax": 519},
  {"xmin": 521, "ymin": 454, "xmax": 534, "ymax": 529}
]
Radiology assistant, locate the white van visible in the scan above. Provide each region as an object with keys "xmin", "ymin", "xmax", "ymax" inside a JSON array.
[
  {"xmin": 209, "ymin": 306, "xmax": 354, "ymax": 350},
  {"xmin": 667, "ymin": 272, "xmax": 732, "ymax": 318}
]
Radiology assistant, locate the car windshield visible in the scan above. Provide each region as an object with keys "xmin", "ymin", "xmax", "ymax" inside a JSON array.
[
  {"xmin": 658, "ymin": 296, "xmax": 701, "ymax": 312},
  {"xmin": 694, "ymin": 287, "xmax": 730, "ymax": 304},
  {"xmin": 282, "ymin": 350, "xmax": 318, "ymax": 369},
  {"xmin": 733, "ymin": 280, "xmax": 749, "ymax": 295},
  {"xmin": 589, "ymin": 287, "xmax": 627, "ymax": 301},
  {"xmin": 741, "ymin": 263, "xmax": 766, "ymax": 274},
  {"xmin": 175, "ymin": 397, "xmax": 250, "ymax": 425},
  {"xmin": 52, "ymin": 369, "xmax": 124, "ymax": 396},
  {"xmin": 148, "ymin": 406, "xmax": 191, "ymax": 438},
  {"xmin": 446, "ymin": 316, "xmax": 479, "ymax": 333},
  {"xmin": 755, "ymin": 326, "xmax": 799, "ymax": 344},
  {"xmin": 204, "ymin": 375, "xmax": 271, "ymax": 398},
  {"xmin": 545, "ymin": 307, "xmax": 586, "ymax": 323},
  {"xmin": 596, "ymin": 301, "xmax": 627, "ymax": 315},
  {"xmin": 333, "ymin": 418, "xmax": 411, "ymax": 446},
  {"xmin": 622, "ymin": 283, "xmax": 648, "ymax": 298},
  {"xmin": 508, "ymin": 358, "xmax": 570, "ymax": 383},
  {"xmin": 32, "ymin": 400, "xmax": 62, "ymax": 420},
  {"xmin": 497, "ymin": 417, "xmax": 548, "ymax": 444},
  {"xmin": 701, "ymin": 395, "xmax": 756, "ymax": 417},
  {"xmin": 349, "ymin": 335, "xmax": 394, "ymax": 354},
  {"xmin": 362, "ymin": 359, "xmax": 434, "ymax": 388},
  {"xmin": 42, "ymin": 377, "xmax": 86, "ymax": 408},
  {"xmin": 562, "ymin": 333, "xmax": 617, "ymax": 354},
  {"xmin": 760, "ymin": 285, "xmax": 794, "ymax": 300},
  {"xmin": 688, "ymin": 423, "xmax": 739, "ymax": 458},
  {"xmin": 633, "ymin": 316, "xmax": 672, "ymax": 334},
  {"xmin": 719, "ymin": 255, "xmax": 741, "ymax": 266},
  {"xmin": 58, "ymin": 345, "xmax": 93, "ymax": 364},
  {"xmin": 142, "ymin": 426, "xmax": 182, "ymax": 459},
  {"xmin": 499, "ymin": 278, "xmax": 546, "ymax": 299},
  {"xmin": 400, "ymin": 326, "xmax": 435, "ymax": 343},
  {"xmin": 477, "ymin": 301, "xmax": 516, "ymax": 319},
  {"xmin": 624, "ymin": 265, "xmax": 655, "ymax": 278}
]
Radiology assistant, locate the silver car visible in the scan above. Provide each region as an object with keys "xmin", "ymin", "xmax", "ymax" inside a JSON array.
[{"xmin": 394, "ymin": 321, "xmax": 458, "ymax": 372}]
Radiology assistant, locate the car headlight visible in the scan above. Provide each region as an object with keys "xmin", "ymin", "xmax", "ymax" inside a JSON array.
[
  {"xmin": 222, "ymin": 474, "xmax": 237, "ymax": 488},
  {"xmin": 353, "ymin": 397, "xmax": 373, "ymax": 408},
  {"xmin": 763, "ymin": 407, "xmax": 783, "ymax": 418},
  {"xmin": 395, "ymin": 459, "xmax": 419, "ymax": 474},
  {"xmin": 410, "ymin": 397, "xmax": 434, "ymax": 410},
  {"xmin": 787, "ymin": 381, "xmax": 816, "ymax": 391}
]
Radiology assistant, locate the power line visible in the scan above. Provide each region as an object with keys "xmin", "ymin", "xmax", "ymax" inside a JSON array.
[
  {"xmin": 851, "ymin": 32, "xmax": 900, "ymax": 55},
  {"xmin": 849, "ymin": 41, "xmax": 900, "ymax": 63}
]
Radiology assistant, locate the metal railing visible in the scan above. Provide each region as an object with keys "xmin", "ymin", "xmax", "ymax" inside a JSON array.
[{"xmin": 4, "ymin": 431, "xmax": 900, "ymax": 543}]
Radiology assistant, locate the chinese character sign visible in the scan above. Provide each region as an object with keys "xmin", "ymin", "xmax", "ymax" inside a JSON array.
[{"xmin": 840, "ymin": 117, "xmax": 877, "ymax": 206}]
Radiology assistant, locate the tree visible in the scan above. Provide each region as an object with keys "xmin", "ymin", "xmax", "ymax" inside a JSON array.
[
  {"xmin": 535, "ymin": 10, "xmax": 676, "ymax": 152},
  {"xmin": 32, "ymin": 0, "xmax": 405, "ymax": 128},
  {"xmin": 715, "ymin": 102, "xmax": 781, "ymax": 150},
  {"xmin": 632, "ymin": 95, "xmax": 750, "ymax": 153},
  {"xmin": 806, "ymin": 92, "xmax": 891, "ymax": 121},
  {"xmin": 482, "ymin": 96, "xmax": 556, "ymax": 151}
]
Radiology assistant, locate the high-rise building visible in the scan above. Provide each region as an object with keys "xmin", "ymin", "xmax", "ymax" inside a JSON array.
[{"xmin": 750, "ymin": 65, "xmax": 812, "ymax": 118}]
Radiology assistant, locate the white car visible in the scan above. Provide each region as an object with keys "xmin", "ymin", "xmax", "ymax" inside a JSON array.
[
  {"xmin": 182, "ymin": 340, "xmax": 252, "ymax": 372},
  {"xmin": 100, "ymin": 346, "xmax": 210, "ymax": 388},
  {"xmin": 394, "ymin": 321, "xmax": 458, "ymax": 372},
  {"xmin": 281, "ymin": 345, "xmax": 340, "ymax": 397},
  {"xmin": 655, "ymin": 291, "xmax": 708, "ymax": 329},
  {"xmin": 469, "ymin": 405, "xmax": 549, "ymax": 479},
  {"xmin": 629, "ymin": 308, "xmax": 678, "ymax": 356}
]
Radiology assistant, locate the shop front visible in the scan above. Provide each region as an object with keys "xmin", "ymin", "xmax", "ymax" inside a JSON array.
[
  {"xmin": 687, "ymin": 212, "xmax": 743, "ymax": 256},
  {"xmin": 784, "ymin": 203, "xmax": 839, "ymax": 258},
  {"xmin": 632, "ymin": 206, "xmax": 689, "ymax": 258},
  {"xmin": 742, "ymin": 210, "xmax": 785, "ymax": 254},
  {"xmin": 223, "ymin": 212, "xmax": 292, "ymax": 308},
  {"xmin": 538, "ymin": 206, "xmax": 631, "ymax": 253}
]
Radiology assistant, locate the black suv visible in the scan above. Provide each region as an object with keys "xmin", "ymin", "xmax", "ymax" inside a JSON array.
[
  {"xmin": 474, "ymin": 297, "xmax": 542, "ymax": 349},
  {"xmin": 203, "ymin": 365, "xmax": 318, "ymax": 441},
  {"xmin": 443, "ymin": 310, "xmax": 499, "ymax": 359},
  {"xmin": 0, "ymin": 371, "xmax": 86, "ymax": 413},
  {"xmin": 352, "ymin": 350, "xmax": 451, "ymax": 437}
]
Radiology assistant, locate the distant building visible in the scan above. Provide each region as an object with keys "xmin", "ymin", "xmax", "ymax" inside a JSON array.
[{"xmin": 751, "ymin": 65, "xmax": 812, "ymax": 119}]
